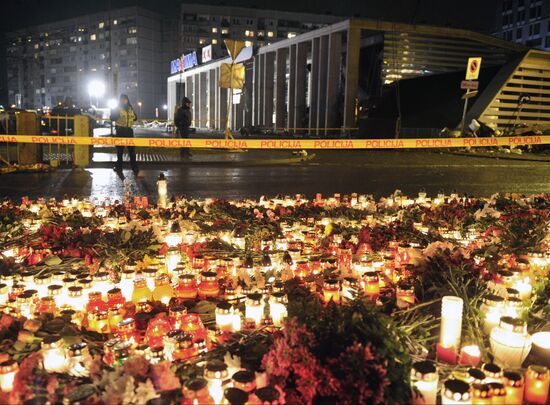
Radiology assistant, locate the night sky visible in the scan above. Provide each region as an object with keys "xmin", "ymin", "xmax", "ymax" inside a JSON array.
[{"xmin": 1, "ymin": 0, "xmax": 500, "ymax": 33}]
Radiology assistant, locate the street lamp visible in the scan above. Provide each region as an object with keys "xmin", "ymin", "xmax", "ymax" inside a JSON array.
[{"xmin": 87, "ymin": 80, "xmax": 106, "ymax": 107}]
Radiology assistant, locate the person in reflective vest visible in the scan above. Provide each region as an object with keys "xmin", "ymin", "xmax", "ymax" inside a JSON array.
[{"xmin": 110, "ymin": 94, "xmax": 139, "ymax": 175}]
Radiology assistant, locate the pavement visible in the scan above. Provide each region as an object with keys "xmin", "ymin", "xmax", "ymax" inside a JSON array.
[{"xmin": 2, "ymin": 149, "xmax": 550, "ymax": 201}]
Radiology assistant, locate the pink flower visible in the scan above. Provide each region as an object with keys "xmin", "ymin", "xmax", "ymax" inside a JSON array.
[{"xmin": 150, "ymin": 361, "xmax": 181, "ymax": 391}]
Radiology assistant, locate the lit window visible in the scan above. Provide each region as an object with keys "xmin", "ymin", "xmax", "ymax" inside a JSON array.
[
  {"xmin": 128, "ymin": 27, "xmax": 137, "ymax": 34},
  {"xmin": 212, "ymin": 27, "xmax": 218, "ymax": 33},
  {"xmin": 221, "ymin": 28, "xmax": 229, "ymax": 34},
  {"xmin": 199, "ymin": 38, "xmax": 205, "ymax": 44},
  {"xmin": 113, "ymin": 19, "xmax": 118, "ymax": 25},
  {"xmin": 90, "ymin": 34, "xmax": 96, "ymax": 41},
  {"xmin": 98, "ymin": 22, "xmax": 104, "ymax": 29},
  {"xmin": 212, "ymin": 39, "xmax": 218, "ymax": 44},
  {"xmin": 78, "ymin": 36, "xmax": 82, "ymax": 42},
  {"xmin": 34, "ymin": 44, "xmax": 39, "ymax": 49},
  {"xmin": 287, "ymin": 32, "xmax": 296, "ymax": 39},
  {"xmin": 268, "ymin": 31, "xmax": 274, "ymax": 37},
  {"xmin": 245, "ymin": 40, "xmax": 253, "ymax": 47}
]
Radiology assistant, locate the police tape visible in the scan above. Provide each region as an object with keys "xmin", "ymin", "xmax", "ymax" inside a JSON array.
[{"xmin": 1, "ymin": 135, "xmax": 550, "ymax": 149}]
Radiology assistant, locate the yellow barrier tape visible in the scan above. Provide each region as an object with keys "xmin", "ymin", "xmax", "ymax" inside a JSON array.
[{"xmin": 1, "ymin": 135, "xmax": 549, "ymax": 149}]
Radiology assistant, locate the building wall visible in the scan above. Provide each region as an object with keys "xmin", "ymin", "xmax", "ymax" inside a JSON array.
[
  {"xmin": 178, "ymin": 3, "xmax": 342, "ymax": 59},
  {"xmin": 494, "ymin": 0, "xmax": 550, "ymax": 50},
  {"xmin": 5, "ymin": 6, "xmax": 174, "ymax": 118}
]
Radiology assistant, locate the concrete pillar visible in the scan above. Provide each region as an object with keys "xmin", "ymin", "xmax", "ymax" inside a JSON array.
[
  {"xmin": 263, "ymin": 52, "xmax": 275, "ymax": 127},
  {"xmin": 200, "ymin": 72, "xmax": 208, "ymax": 128},
  {"xmin": 317, "ymin": 35, "xmax": 329, "ymax": 135},
  {"xmin": 253, "ymin": 55, "xmax": 261, "ymax": 127},
  {"xmin": 167, "ymin": 80, "xmax": 177, "ymax": 121},
  {"xmin": 258, "ymin": 53, "xmax": 266, "ymax": 126},
  {"xmin": 209, "ymin": 69, "xmax": 216, "ymax": 129},
  {"xmin": 294, "ymin": 42, "xmax": 308, "ymax": 133},
  {"xmin": 275, "ymin": 48, "xmax": 287, "ymax": 130},
  {"xmin": 219, "ymin": 86, "xmax": 228, "ymax": 132},
  {"xmin": 193, "ymin": 74, "xmax": 200, "ymax": 127},
  {"xmin": 344, "ymin": 26, "xmax": 361, "ymax": 130},
  {"xmin": 288, "ymin": 45, "xmax": 297, "ymax": 133},
  {"xmin": 215, "ymin": 67, "xmax": 222, "ymax": 131},
  {"xmin": 16, "ymin": 112, "xmax": 39, "ymax": 165},
  {"xmin": 244, "ymin": 62, "xmax": 254, "ymax": 129},
  {"xmin": 185, "ymin": 76, "xmax": 193, "ymax": 124},
  {"xmin": 309, "ymin": 38, "xmax": 320, "ymax": 134},
  {"xmin": 325, "ymin": 31, "xmax": 342, "ymax": 135}
]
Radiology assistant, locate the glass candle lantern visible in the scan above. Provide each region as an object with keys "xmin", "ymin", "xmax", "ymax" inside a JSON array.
[
  {"xmin": 37, "ymin": 296, "xmax": 56, "ymax": 315},
  {"xmin": 337, "ymin": 247, "xmax": 352, "ymax": 275},
  {"xmin": 182, "ymin": 378, "xmax": 214, "ymax": 405},
  {"xmin": 223, "ymin": 387, "xmax": 249, "ymax": 405},
  {"xmin": 165, "ymin": 248, "xmax": 181, "ymax": 275},
  {"xmin": 113, "ymin": 341, "xmax": 132, "ymax": 366},
  {"xmin": 145, "ymin": 316, "xmax": 172, "ymax": 349},
  {"xmin": 363, "ymin": 271, "xmax": 380, "ymax": 300},
  {"xmin": 34, "ymin": 274, "xmax": 51, "ymax": 298},
  {"xmin": 198, "ymin": 271, "xmax": 220, "ymax": 299},
  {"xmin": 525, "ymin": 365, "xmax": 549, "ymax": 404},
  {"xmin": 86, "ymin": 292, "xmax": 107, "ymax": 313},
  {"xmin": 531, "ymin": 331, "xmax": 550, "ymax": 368},
  {"xmin": 41, "ymin": 335, "xmax": 67, "ymax": 373},
  {"xmin": 215, "ymin": 301, "xmax": 235, "ymax": 332},
  {"xmin": 322, "ymin": 278, "xmax": 340, "ymax": 304},
  {"xmin": 481, "ymin": 363, "xmax": 503, "ymax": 383},
  {"xmin": 269, "ymin": 292, "xmax": 287, "ymax": 327},
  {"xmin": 438, "ymin": 296, "xmax": 464, "ymax": 362},
  {"xmin": 459, "ymin": 345, "xmax": 481, "ymax": 367},
  {"xmin": 205, "ymin": 360, "xmax": 229, "ymax": 404},
  {"xmin": 66, "ymin": 286, "xmax": 85, "ymax": 311},
  {"xmin": 245, "ymin": 293, "xmax": 265, "ymax": 327},
  {"xmin": 152, "ymin": 274, "xmax": 174, "ymax": 305},
  {"xmin": 487, "ymin": 382, "xmax": 506, "ymax": 404},
  {"xmin": 503, "ymin": 371, "xmax": 524, "ymax": 405},
  {"xmin": 441, "ymin": 379, "xmax": 471, "ymax": 405},
  {"xmin": 16, "ymin": 291, "xmax": 36, "ymax": 318},
  {"xmin": 182, "ymin": 313, "xmax": 208, "ymax": 342},
  {"xmin": 504, "ymin": 297, "xmax": 523, "ymax": 318},
  {"xmin": 108, "ymin": 306, "xmax": 123, "ymax": 333},
  {"xmin": 253, "ymin": 386, "xmax": 281, "ymax": 405},
  {"xmin": 162, "ymin": 329, "xmax": 182, "ymax": 361},
  {"xmin": 466, "ymin": 368, "xmax": 487, "ymax": 385},
  {"xmin": 119, "ymin": 269, "xmax": 135, "ymax": 301},
  {"xmin": 176, "ymin": 274, "xmax": 198, "ymax": 300},
  {"xmin": 168, "ymin": 304, "xmax": 187, "ymax": 329},
  {"xmin": 173, "ymin": 333, "xmax": 196, "ymax": 361},
  {"xmin": 92, "ymin": 271, "xmax": 112, "ymax": 297},
  {"xmin": 166, "ymin": 221, "xmax": 183, "ymax": 247},
  {"xmin": 489, "ymin": 316, "xmax": 532, "ymax": 368},
  {"xmin": 411, "ymin": 361, "xmax": 438, "ymax": 405},
  {"xmin": 0, "ymin": 360, "xmax": 18, "ymax": 392},
  {"xmin": 471, "ymin": 383, "xmax": 491, "ymax": 405},
  {"xmin": 143, "ymin": 268, "xmax": 159, "ymax": 292},
  {"xmin": 342, "ymin": 277, "xmax": 358, "ymax": 301},
  {"xmin": 67, "ymin": 342, "xmax": 90, "ymax": 378},
  {"xmin": 479, "ymin": 294, "xmax": 505, "ymax": 335},
  {"xmin": 107, "ymin": 288, "xmax": 125, "ymax": 309},
  {"xmin": 131, "ymin": 278, "xmax": 152, "ymax": 303},
  {"xmin": 117, "ymin": 318, "xmax": 140, "ymax": 346},
  {"xmin": 232, "ymin": 370, "xmax": 256, "ymax": 393}
]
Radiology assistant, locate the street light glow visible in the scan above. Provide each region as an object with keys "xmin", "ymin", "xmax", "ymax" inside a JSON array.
[
  {"xmin": 163, "ymin": 104, "xmax": 168, "ymax": 110},
  {"xmin": 107, "ymin": 99, "xmax": 118, "ymax": 109},
  {"xmin": 87, "ymin": 80, "xmax": 106, "ymax": 98}
]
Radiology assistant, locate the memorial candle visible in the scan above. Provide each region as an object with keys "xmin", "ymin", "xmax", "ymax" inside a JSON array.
[
  {"xmin": 411, "ymin": 361, "xmax": 438, "ymax": 405},
  {"xmin": 525, "ymin": 365, "xmax": 549, "ymax": 404},
  {"xmin": 0, "ymin": 360, "xmax": 18, "ymax": 392},
  {"xmin": 503, "ymin": 371, "xmax": 524, "ymax": 405},
  {"xmin": 438, "ymin": 296, "xmax": 463, "ymax": 363}
]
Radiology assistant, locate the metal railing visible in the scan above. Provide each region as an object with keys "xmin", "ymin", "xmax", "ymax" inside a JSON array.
[{"xmin": 41, "ymin": 115, "xmax": 76, "ymax": 166}]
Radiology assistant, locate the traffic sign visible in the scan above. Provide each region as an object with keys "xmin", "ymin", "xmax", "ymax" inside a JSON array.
[
  {"xmin": 466, "ymin": 57, "xmax": 482, "ymax": 80},
  {"xmin": 461, "ymin": 80, "xmax": 479, "ymax": 90}
]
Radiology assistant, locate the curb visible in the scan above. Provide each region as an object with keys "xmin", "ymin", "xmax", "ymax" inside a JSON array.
[{"xmin": 443, "ymin": 151, "xmax": 550, "ymax": 163}]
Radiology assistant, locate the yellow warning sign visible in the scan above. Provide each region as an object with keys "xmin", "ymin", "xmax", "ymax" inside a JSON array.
[
  {"xmin": 465, "ymin": 57, "xmax": 482, "ymax": 80},
  {"xmin": 219, "ymin": 63, "xmax": 245, "ymax": 89}
]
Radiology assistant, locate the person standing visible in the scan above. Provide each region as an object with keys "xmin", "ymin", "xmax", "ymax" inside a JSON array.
[
  {"xmin": 174, "ymin": 97, "xmax": 192, "ymax": 158},
  {"xmin": 111, "ymin": 94, "xmax": 139, "ymax": 175}
]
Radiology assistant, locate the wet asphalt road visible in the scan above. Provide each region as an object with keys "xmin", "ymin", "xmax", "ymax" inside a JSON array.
[{"xmin": 1, "ymin": 150, "xmax": 550, "ymax": 201}]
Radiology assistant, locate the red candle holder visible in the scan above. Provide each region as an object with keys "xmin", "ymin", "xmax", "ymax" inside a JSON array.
[{"xmin": 436, "ymin": 343, "xmax": 458, "ymax": 364}]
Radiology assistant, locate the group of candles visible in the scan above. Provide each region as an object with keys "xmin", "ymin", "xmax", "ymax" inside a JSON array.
[
  {"xmin": 411, "ymin": 359, "xmax": 549, "ymax": 405},
  {"xmin": 0, "ymin": 191, "xmax": 549, "ymax": 404}
]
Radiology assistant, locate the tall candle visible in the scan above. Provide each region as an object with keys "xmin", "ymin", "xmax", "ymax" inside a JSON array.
[
  {"xmin": 269, "ymin": 292, "xmax": 287, "ymax": 327},
  {"xmin": 245, "ymin": 293, "xmax": 264, "ymax": 327},
  {"xmin": 439, "ymin": 296, "xmax": 463, "ymax": 363},
  {"xmin": 411, "ymin": 361, "xmax": 438, "ymax": 405},
  {"xmin": 0, "ymin": 360, "xmax": 18, "ymax": 392}
]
